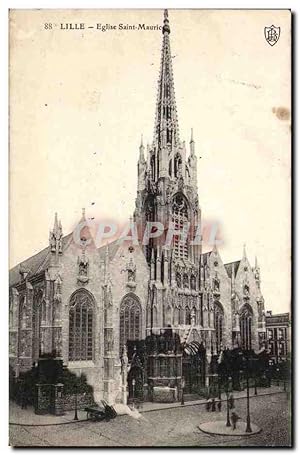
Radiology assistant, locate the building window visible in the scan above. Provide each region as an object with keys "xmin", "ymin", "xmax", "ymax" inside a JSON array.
[
  {"xmin": 240, "ymin": 305, "xmax": 253, "ymax": 350},
  {"xmin": 174, "ymin": 307, "xmax": 179, "ymax": 326},
  {"xmin": 144, "ymin": 195, "xmax": 156, "ymax": 264},
  {"xmin": 183, "ymin": 274, "xmax": 189, "ymax": 288},
  {"xmin": 185, "ymin": 306, "xmax": 191, "ymax": 325},
  {"xmin": 120, "ymin": 294, "xmax": 142, "ymax": 353},
  {"xmin": 174, "ymin": 153, "xmax": 182, "ymax": 178},
  {"xmin": 190, "ymin": 275, "xmax": 196, "ymax": 290},
  {"xmin": 165, "ymin": 305, "xmax": 172, "ymax": 326},
  {"xmin": 150, "ymin": 155, "xmax": 156, "ymax": 180},
  {"xmin": 69, "ymin": 290, "xmax": 94, "ymax": 361},
  {"xmin": 192, "ymin": 305, "xmax": 197, "ymax": 325},
  {"xmin": 32, "ymin": 288, "xmax": 44, "ymax": 360},
  {"xmin": 172, "ymin": 193, "xmax": 189, "ymax": 259},
  {"xmin": 179, "ymin": 307, "xmax": 185, "ymax": 325},
  {"xmin": 214, "ymin": 301, "xmax": 224, "ymax": 353}
]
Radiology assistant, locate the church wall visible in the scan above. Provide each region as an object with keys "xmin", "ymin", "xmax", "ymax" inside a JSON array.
[
  {"xmin": 234, "ymin": 256, "xmax": 262, "ymax": 351},
  {"xmin": 59, "ymin": 238, "xmax": 104, "ymax": 402},
  {"xmin": 208, "ymin": 249, "xmax": 233, "ymax": 349},
  {"xmin": 109, "ymin": 242, "xmax": 149, "ymax": 355}
]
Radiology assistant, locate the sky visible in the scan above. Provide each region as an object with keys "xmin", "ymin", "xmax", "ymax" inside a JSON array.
[{"xmin": 9, "ymin": 9, "xmax": 291, "ymax": 313}]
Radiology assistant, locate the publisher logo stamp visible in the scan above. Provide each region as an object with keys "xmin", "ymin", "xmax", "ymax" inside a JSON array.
[{"xmin": 264, "ymin": 25, "xmax": 281, "ymax": 46}]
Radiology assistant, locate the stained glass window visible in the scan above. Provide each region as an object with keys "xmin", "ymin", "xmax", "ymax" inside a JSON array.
[
  {"xmin": 214, "ymin": 301, "xmax": 224, "ymax": 353},
  {"xmin": 69, "ymin": 290, "xmax": 94, "ymax": 361},
  {"xmin": 240, "ymin": 305, "xmax": 253, "ymax": 350},
  {"xmin": 119, "ymin": 295, "xmax": 142, "ymax": 353}
]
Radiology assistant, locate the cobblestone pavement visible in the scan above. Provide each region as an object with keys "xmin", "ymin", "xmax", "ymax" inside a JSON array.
[{"xmin": 9, "ymin": 392, "xmax": 291, "ymax": 447}]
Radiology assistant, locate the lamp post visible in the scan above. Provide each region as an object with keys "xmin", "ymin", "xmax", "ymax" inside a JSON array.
[
  {"xmin": 244, "ymin": 356, "xmax": 252, "ymax": 433},
  {"xmin": 226, "ymin": 376, "xmax": 231, "ymax": 427},
  {"xmin": 254, "ymin": 376, "xmax": 257, "ymax": 395},
  {"xmin": 132, "ymin": 378, "xmax": 136, "ymax": 408},
  {"xmin": 73, "ymin": 385, "xmax": 78, "ymax": 421},
  {"xmin": 181, "ymin": 377, "xmax": 185, "ymax": 405}
]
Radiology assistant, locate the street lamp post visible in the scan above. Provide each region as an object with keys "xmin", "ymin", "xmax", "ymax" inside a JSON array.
[
  {"xmin": 73, "ymin": 385, "xmax": 79, "ymax": 421},
  {"xmin": 132, "ymin": 378, "xmax": 136, "ymax": 408},
  {"xmin": 245, "ymin": 360, "xmax": 252, "ymax": 433},
  {"xmin": 181, "ymin": 377, "xmax": 185, "ymax": 405},
  {"xmin": 226, "ymin": 377, "xmax": 231, "ymax": 427}
]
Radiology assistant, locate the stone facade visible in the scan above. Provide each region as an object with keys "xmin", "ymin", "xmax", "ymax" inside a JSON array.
[
  {"xmin": 9, "ymin": 10, "xmax": 266, "ymax": 405},
  {"xmin": 265, "ymin": 312, "xmax": 291, "ymax": 363}
]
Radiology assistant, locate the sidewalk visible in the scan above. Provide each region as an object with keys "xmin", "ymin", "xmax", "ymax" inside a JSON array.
[
  {"xmin": 9, "ymin": 385, "xmax": 286, "ymax": 426},
  {"xmin": 9, "ymin": 401, "xmax": 87, "ymax": 426},
  {"xmin": 139, "ymin": 384, "xmax": 285, "ymax": 413},
  {"xmin": 199, "ymin": 419, "xmax": 261, "ymax": 436}
]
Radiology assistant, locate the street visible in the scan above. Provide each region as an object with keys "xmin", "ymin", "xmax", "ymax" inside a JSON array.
[{"xmin": 9, "ymin": 392, "xmax": 291, "ymax": 447}]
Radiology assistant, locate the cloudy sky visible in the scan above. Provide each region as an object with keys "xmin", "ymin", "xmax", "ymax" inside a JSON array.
[{"xmin": 10, "ymin": 9, "xmax": 291, "ymax": 313}]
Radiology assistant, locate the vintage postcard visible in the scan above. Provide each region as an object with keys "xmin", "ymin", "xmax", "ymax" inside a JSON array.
[{"xmin": 9, "ymin": 9, "xmax": 291, "ymax": 447}]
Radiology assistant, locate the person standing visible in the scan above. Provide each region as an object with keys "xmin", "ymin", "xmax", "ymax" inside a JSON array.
[
  {"xmin": 231, "ymin": 411, "xmax": 240, "ymax": 430},
  {"xmin": 211, "ymin": 397, "xmax": 216, "ymax": 412},
  {"xmin": 206, "ymin": 397, "xmax": 212, "ymax": 411}
]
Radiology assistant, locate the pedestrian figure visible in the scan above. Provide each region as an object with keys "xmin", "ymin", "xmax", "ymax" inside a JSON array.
[
  {"xmin": 206, "ymin": 397, "xmax": 212, "ymax": 411},
  {"xmin": 211, "ymin": 397, "xmax": 216, "ymax": 412},
  {"xmin": 231, "ymin": 411, "xmax": 240, "ymax": 430},
  {"xmin": 229, "ymin": 394, "xmax": 235, "ymax": 409},
  {"xmin": 20, "ymin": 382, "xmax": 27, "ymax": 409},
  {"xmin": 217, "ymin": 399, "xmax": 222, "ymax": 412}
]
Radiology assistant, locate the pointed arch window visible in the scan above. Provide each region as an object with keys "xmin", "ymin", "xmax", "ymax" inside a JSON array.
[
  {"xmin": 169, "ymin": 159, "xmax": 172, "ymax": 177},
  {"xmin": 192, "ymin": 305, "xmax": 197, "ymax": 325},
  {"xmin": 165, "ymin": 305, "xmax": 172, "ymax": 326},
  {"xmin": 174, "ymin": 154, "xmax": 182, "ymax": 178},
  {"xmin": 150, "ymin": 155, "xmax": 156, "ymax": 180},
  {"xmin": 240, "ymin": 304, "xmax": 253, "ymax": 350},
  {"xmin": 190, "ymin": 274, "xmax": 196, "ymax": 290},
  {"xmin": 185, "ymin": 306, "xmax": 191, "ymax": 325},
  {"xmin": 144, "ymin": 195, "xmax": 156, "ymax": 264},
  {"xmin": 69, "ymin": 290, "xmax": 94, "ymax": 361},
  {"xmin": 172, "ymin": 193, "xmax": 189, "ymax": 259},
  {"xmin": 120, "ymin": 294, "xmax": 142, "ymax": 353},
  {"xmin": 179, "ymin": 307, "xmax": 185, "ymax": 325},
  {"xmin": 174, "ymin": 307, "xmax": 179, "ymax": 326},
  {"xmin": 32, "ymin": 288, "xmax": 44, "ymax": 360},
  {"xmin": 152, "ymin": 305, "xmax": 158, "ymax": 327},
  {"xmin": 214, "ymin": 301, "xmax": 224, "ymax": 354}
]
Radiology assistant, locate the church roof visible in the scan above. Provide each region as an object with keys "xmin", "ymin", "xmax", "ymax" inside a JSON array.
[
  {"xmin": 224, "ymin": 260, "xmax": 241, "ymax": 278},
  {"xmin": 9, "ymin": 233, "xmax": 72, "ymax": 287},
  {"xmin": 97, "ymin": 238, "xmax": 122, "ymax": 261}
]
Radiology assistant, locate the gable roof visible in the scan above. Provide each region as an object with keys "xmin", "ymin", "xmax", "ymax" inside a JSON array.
[
  {"xmin": 224, "ymin": 260, "xmax": 241, "ymax": 278},
  {"xmin": 9, "ymin": 233, "xmax": 72, "ymax": 287},
  {"xmin": 98, "ymin": 238, "xmax": 122, "ymax": 262}
]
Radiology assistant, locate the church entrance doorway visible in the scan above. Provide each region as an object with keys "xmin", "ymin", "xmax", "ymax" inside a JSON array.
[
  {"xmin": 127, "ymin": 362, "xmax": 145, "ymax": 404},
  {"xmin": 182, "ymin": 341, "xmax": 206, "ymax": 395}
]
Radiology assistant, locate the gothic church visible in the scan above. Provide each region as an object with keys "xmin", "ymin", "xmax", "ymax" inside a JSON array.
[{"xmin": 9, "ymin": 10, "xmax": 266, "ymax": 405}]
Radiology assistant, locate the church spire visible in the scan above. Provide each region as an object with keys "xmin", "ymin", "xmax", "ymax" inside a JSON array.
[
  {"xmin": 139, "ymin": 134, "xmax": 145, "ymax": 161},
  {"xmin": 153, "ymin": 9, "xmax": 179, "ymax": 149}
]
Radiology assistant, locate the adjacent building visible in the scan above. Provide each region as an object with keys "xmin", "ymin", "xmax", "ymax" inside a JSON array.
[{"xmin": 265, "ymin": 311, "xmax": 291, "ymax": 363}]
